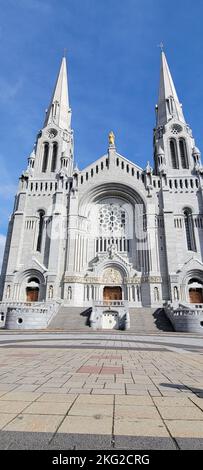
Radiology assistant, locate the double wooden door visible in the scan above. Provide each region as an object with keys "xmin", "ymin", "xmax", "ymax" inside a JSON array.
[
  {"xmin": 26, "ymin": 288, "xmax": 39, "ymax": 302},
  {"xmin": 189, "ymin": 288, "xmax": 203, "ymax": 303},
  {"xmin": 103, "ymin": 286, "xmax": 122, "ymax": 301}
]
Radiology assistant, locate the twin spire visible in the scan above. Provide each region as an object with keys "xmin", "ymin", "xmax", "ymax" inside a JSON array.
[
  {"xmin": 44, "ymin": 50, "xmax": 185, "ymax": 133},
  {"xmin": 157, "ymin": 51, "xmax": 185, "ymax": 126},
  {"xmin": 44, "ymin": 56, "xmax": 71, "ymax": 130}
]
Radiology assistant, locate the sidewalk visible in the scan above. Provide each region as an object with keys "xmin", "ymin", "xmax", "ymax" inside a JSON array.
[{"xmin": 0, "ymin": 332, "xmax": 203, "ymax": 449}]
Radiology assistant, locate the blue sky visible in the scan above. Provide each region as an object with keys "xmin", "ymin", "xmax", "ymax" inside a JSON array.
[{"xmin": 0, "ymin": 0, "xmax": 203, "ymax": 266}]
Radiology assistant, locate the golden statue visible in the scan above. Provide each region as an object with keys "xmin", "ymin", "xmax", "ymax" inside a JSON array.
[{"xmin": 108, "ymin": 131, "xmax": 115, "ymax": 146}]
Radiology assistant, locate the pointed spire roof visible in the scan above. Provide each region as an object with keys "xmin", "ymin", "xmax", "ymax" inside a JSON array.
[
  {"xmin": 157, "ymin": 51, "xmax": 185, "ymax": 126},
  {"xmin": 44, "ymin": 56, "xmax": 71, "ymax": 130}
]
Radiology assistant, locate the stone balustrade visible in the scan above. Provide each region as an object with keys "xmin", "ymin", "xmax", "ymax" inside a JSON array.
[
  {"xmin": 164, "ymin": 302, "xmax": 203, "ymax": 333},
  {"xmin": 0, "ymin": 300, "xmax": 61, "ymax": 329}
]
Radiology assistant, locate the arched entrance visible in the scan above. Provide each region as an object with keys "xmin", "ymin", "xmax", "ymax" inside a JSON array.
[
  {"xmin": 102, "ymin": 266, "xmax": 124, "ymax": 301},
  {"xmin": 103, "ymin": 286, "xmax": 122, "ymax": 301},
  {"xmin": 188, "ymin": 278, "xmax": 203, "ymax": 303},
  {"xmin": 26, "ymin": 278, "xmax": 40, "ymax": 302}
]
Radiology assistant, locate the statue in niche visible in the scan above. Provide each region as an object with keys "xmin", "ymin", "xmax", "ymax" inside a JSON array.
[
  {"xmin": 67, "ymin": 286, "xmax": 72, "ymax": 300},
  {"xmin": 48, "ymin": 285, "xmax": 53, "ymax": 299}
]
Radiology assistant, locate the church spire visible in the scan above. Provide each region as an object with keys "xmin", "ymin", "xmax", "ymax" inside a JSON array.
[
  {"xmin": 44, "ymin": 56, "xmax": 71, "ymax": 130},
  {"xmin": 157, "ymin": 51, "xmax": 185, "ymax": 126}
]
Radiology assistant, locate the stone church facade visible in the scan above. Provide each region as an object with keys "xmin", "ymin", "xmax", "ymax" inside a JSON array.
[{"xmin": 1, "ymin": 52, "xmax": 203, "ymax": 330}]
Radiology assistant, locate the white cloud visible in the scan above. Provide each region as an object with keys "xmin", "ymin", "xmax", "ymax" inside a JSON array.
[
  {"xmin": 12, "ymin": 0, "xmax": 52, "ymax": 13},
  {"xmin": 0, "ymin": 234, "xmax": 6, "ymax": 272},
  {"xmin": 0, "ymin": 78, "xmax": 23, "ymax": 104}
]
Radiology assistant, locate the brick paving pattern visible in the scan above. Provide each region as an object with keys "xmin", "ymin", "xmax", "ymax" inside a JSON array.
[{"xmin": 0, "ymin": 332, "xmax": 203, "ymax": 448}]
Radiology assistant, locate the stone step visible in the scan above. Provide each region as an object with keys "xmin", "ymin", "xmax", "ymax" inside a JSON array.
[
  {"xmin": 129, "ymin": 308, "xmax": 174, "ymax": 333},
  {"xmin": 48, "ymin": 305, "xmax": 173, "ymax": 333},
  {"xmin": 48, "ymin": 307, "xmax": 91, "ymax": 330}
]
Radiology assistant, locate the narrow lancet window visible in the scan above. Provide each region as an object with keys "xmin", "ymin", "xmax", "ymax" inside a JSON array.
[
  {"xmin": 184, "ymin": 208, "xmax": 196, "ymax": 252},
  {"xmin": 51, "ymin": 142, "xmax": 58, "ymax": 172},
  {"xmin": 179, "ymin": 139, "xmax": 188, "ymax": 169},
  {"xmin": 42, "ymin": 143, "xmax": 49, "ymax": 172},
  {"xmin": 170, "ymin": 140, "xmax": 178, "ymax": 169},
  {"xmin": 36, "ymin": 210, "xmax": 44, "ymax": 252}
]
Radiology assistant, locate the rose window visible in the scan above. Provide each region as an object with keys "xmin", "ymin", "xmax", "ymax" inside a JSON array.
[{"xmin": 99, "ymin": 204, "xmax": 126, "ymax": 235}]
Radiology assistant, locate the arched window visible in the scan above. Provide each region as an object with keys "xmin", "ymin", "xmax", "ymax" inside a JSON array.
[
  {"xmin": 6, "ymin": 285, "xmax": 11, "ymax": 299},
  {"xmin": 136, "ymin": 285, "xmax": 140, "ymax": 301},
  {"xmin": 179, "ymin": 139, "xmax": 188, "ymax": 169},
  {"xmin": 86, "ymin": 285, "xmax": 89, "ymax": 301},
  {"xmin": 170, "ymin": 140, "xmax": 179, "ymax": 169},
  {"xmin": 36, "ymin": 210, "xmax": 45, "ymax": 252},
  {"xmin": 51, "ymin": 142, "xmax": 58, "ymax": 172},
  {"xmin": 184, "ymin": 208, "xmax": 196, "ymax": 251},
  {"xmin": 42, "ymin": 143, "xmax": 49, "ymax": 172}
]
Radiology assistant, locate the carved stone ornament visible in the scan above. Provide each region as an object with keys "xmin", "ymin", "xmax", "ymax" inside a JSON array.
[{"xmin": 102, "ymin": 267, "xmax": 123, "ymax": 284}]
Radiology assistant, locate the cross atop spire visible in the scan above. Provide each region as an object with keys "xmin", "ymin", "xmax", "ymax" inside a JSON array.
[
  {"xmin": 44, "ymin": 56, "xmax": 71, "ymax": 130},
  {"xmin": 157, "ymin": 51, "xmax": 185, "ymax": 127},
  {"xmin": 157, "ymin": 41, "xmax": 164, "ymax": 52}
]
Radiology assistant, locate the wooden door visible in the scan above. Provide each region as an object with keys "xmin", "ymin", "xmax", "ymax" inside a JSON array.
[
  {"xmin": 26, "ymin": 288, "xmax": 39, "ymax": 302},
  {"xmin": 103, "ymin": 286, "xmax": 122, "ymax": 301},
  {"xmin": 189, "ymin": 288, "xmax": 203, "ymax": 303}
]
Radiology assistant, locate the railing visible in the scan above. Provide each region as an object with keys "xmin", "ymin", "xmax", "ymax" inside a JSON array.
[
  {"xmin": 173, "ymin": 310, "xmax": 203, "ymax": 317},
  {"xmin": 179, "ymin": 302, "xmax": 203, "ymax": 310},
  {"xmin": 165, "ymin": 302, "xmax": 203, "ymax": 318},
  {"xmin": 0, "ymin": 300, "xmax": 62, "ymax": 329},
  {"xmin": 0, "ymin": 301, "xmax": 47, "ymax": 309},
  {"xmin": 93, "ymin": 300, "xmax": 127, "ymax": 307}
]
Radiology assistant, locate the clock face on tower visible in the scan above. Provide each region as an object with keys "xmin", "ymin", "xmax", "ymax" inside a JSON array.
[{"xmin": 47, "ymin": 128, "xmax": 58, "ymax": 139}]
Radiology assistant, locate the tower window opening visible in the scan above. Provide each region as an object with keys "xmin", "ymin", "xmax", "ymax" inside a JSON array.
[
  {"xmin": 51, "ymin": 142, "xmax": 58, "ymax": 172},
  {"xmin": 184, "ymin": 208, "xmax": 196, "ymax": 252},
  {"xmin": 42, "ymin": 143, "xmax": 49, "ymax": 172},
  {"xmin": 36, "ymin": 210, "xmax": 45, "ymax": 252},
  {"xmin": 170, "ymin": 139, "xmax": 179, "ymax": 169},
  {"xmin": 179, "ymin": 139, "xmax": 188, "ymax": 169}
]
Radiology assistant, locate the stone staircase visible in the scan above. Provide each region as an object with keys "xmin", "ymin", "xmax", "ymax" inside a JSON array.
[
  {"xmin": 129, "ymin": 308, "xmax": 174, "ymax": 333},
  {"xmin": 48, "ymin": 305, "xmax": 173, "ymax": 333},
  {"xmin": 48, "ymin": 306, "xmax": 91, "ymax": 331}
]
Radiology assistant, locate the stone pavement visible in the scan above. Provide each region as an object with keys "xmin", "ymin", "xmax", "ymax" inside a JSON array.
[{"xmin": 0, "ymin": 331, "xmax": 203, "ymax": 449}]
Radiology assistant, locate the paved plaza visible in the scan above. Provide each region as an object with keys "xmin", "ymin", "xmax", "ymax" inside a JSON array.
[{"xmin": 0, "ymin": 331, "xmax": 203, "ymax": 449}]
